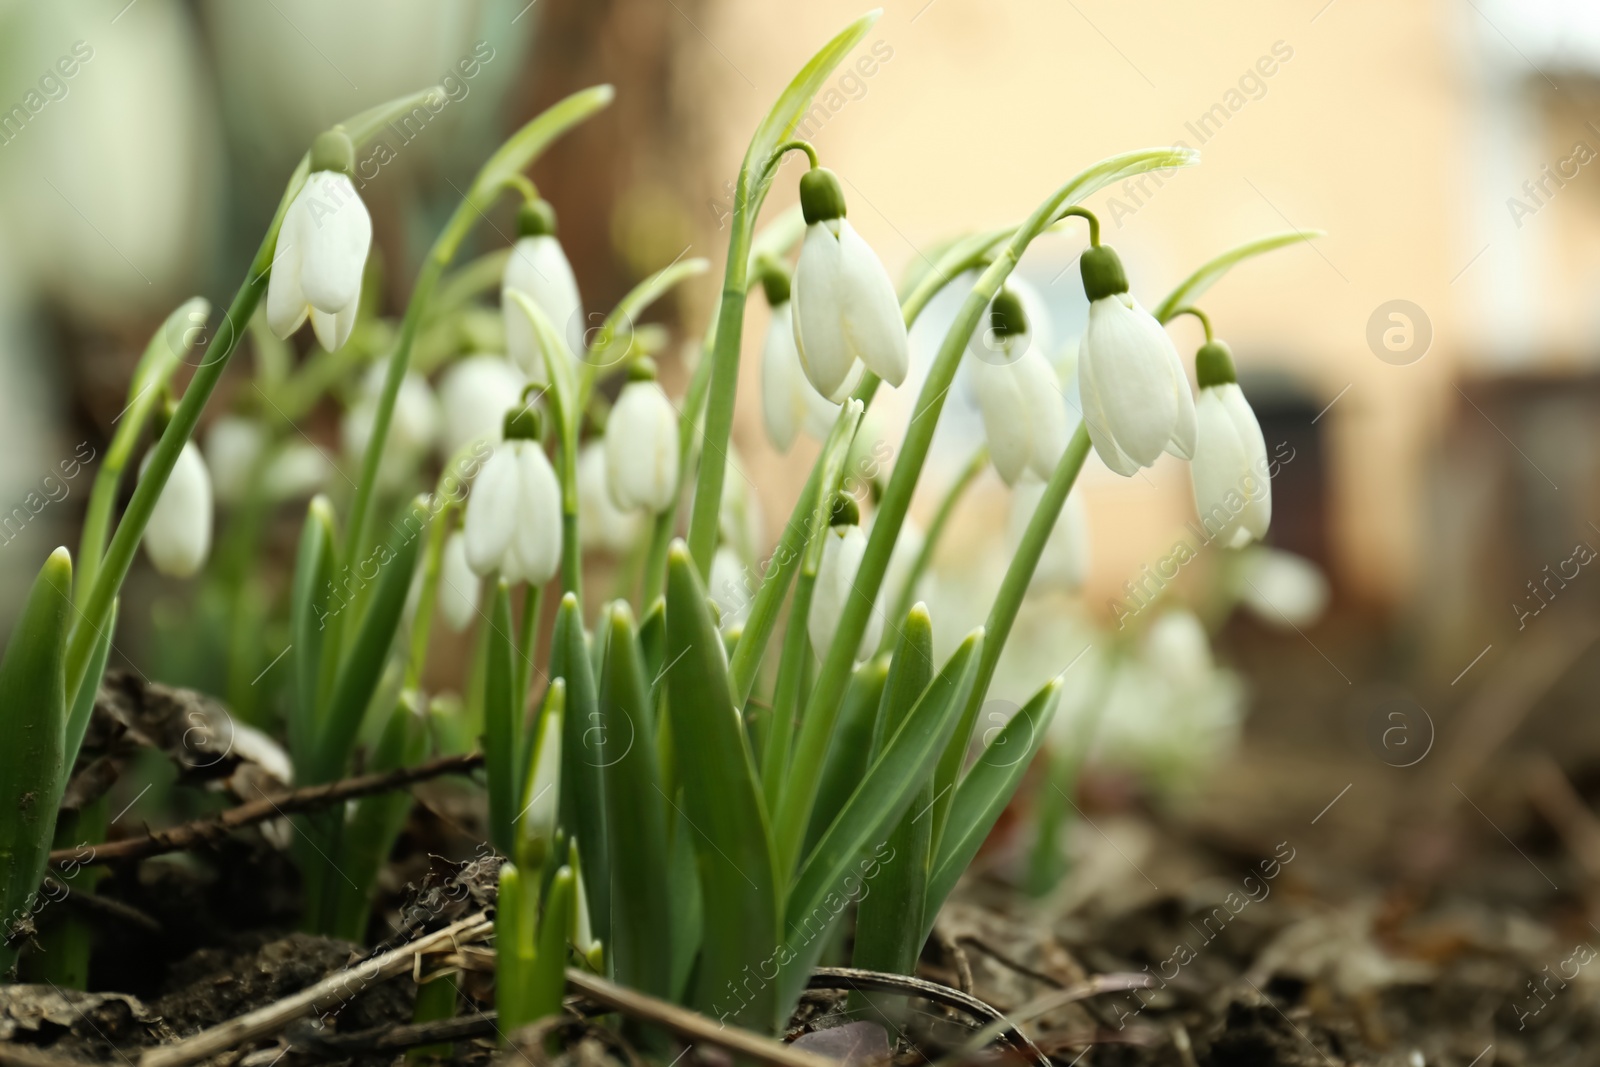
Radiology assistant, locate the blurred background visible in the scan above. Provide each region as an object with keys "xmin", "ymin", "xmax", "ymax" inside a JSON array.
[{"xmin": 4, "ymin": 0, "xmax": 1600, "ymax": 884}]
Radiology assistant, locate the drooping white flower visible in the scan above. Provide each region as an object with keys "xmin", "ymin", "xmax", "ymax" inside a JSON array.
[
  {"xmin": 341, "ymin": 361, "xmax": 440, "ymax": 486},
  {"xmin": 463, "ymin": 411, "xmax": 562, "ymax": 586},
  {"xmin": 709, "ymin": 546, "xmax": 753, "ymax": 633},
  {"xmin": 605, "ymin": 361, "xmax": 679, "ymax": 514},
  {"xmin": 577, "ymin": 441, "xmax": 643, "ymax": 555},
  {"xmin": 970, "ymin": 289, "xmax": 1070, "ymax": 486},
  {"xmin": 503, "ymin": 199, "xmax": 583, "ymax": 386},
  {"xmin": 762, "ymin": 299, "xmax": 840, "ymax": 450},
  {"xmin": 1189, "ymin": 341, "xmax": 1271, "ymax": 549},
  {"xmin": 1006, "ymin": 478, "xmax": 1089, "ymax": 592},
  {"xmin": 1142, "ymin": 609, "xmax": 1213, "ymax": 687},
  {"xmin": 438, "ymin": 531, "xmax": 479, "ymax": 633},
  {"xmin": 204, "ymin": 415, "xmax": 265, "ymax": 505},
  {"xmin": 140, "ymin": 441, "xmax": 212, "ymax": 579},
  {"xmin": 808, "ymin": 498, "xmax": 884, "ymax": 660},
  {"xmin": 1075, "ymin": 245, "xmax": 1196, "ymax": 476},
  {"xmin": 267, "ymin": 129, "xmax": 371, "ymax": 352},
  {"xmin": 1236, "ymin": 547, "xmax": 1329, "ymax": 629},
  {"xmin": 437, "ymin": 353, "xmax": 526, "ymax": 457},
  {"xmin": 790, "ymin": 167, "xmax": 909, "ymax": 399}
]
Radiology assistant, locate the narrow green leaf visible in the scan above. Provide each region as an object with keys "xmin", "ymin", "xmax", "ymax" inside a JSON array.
[
  {"xmin": 851, "ymin": 606, "xmax": 936, "ymax": 979},
  {"xmin": 528, "ymin": 865, "xmax": 577, "ymax": 1022},
  {"xmin": 779, "ymin": 629, "xmax": 983, "ymax": 1013},
  {"xmin": 1152, "ymin": 230, "xmax": 1325, "ymax": 324},
  {"xmin": 472, "ymin": 85, "xmax": 615, "ymax": 201},
  {"xmin": 63, "ymin": 598, "xmax": 114, "ymax": 772},
  {"xmin": 484, "ymin": 581, "xmax": 518, "ymax": 856},
  {"xmin": 638, "ymin": 597, "xmax": 666, "ymax": 692},
  {"xmin": 289, "ymin": 496, "xmax": 336, "ymax": 773},
  {"xmin": 310, "ymin": 507, "xmax": 423, "ymax": 784},
  {"xmin": 663, "ymin": 543, "xmax": 781, "ymax": 1031},
  {"xmin": 553, "ymin": 594, "xmax": 608, "ymax": 945},
  {"xmin": 597, "ymin": 601, "xmax": 673, "ymax": 998},
  {"xmin": 496, "ymin": 863, "xmax": 533, "ymax": 1034},
  {"xmin": 924, "ymin": 678, "xmax": 1062, "ymax": 933},
  {"xmin": 666, "ymin": 804, "xmax": 704, "ymax": 1003},
  {"xmin": 802, "ymin": 657, "xmax": 889, "ymax": 860},
  {"xmin": 0, "ymin": 548, "xmax": 72, "ymax": 974},
  {"xmin": 516, "ymin": 680, "xmax": 565, "ymax": 870}
]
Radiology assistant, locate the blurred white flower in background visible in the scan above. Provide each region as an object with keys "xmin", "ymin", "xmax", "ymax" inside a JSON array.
[
  {"xmin": 204, "ymin": 414, "xmax": 330, "ymax": 504},
  {"xmin": 709, "ymin": 545, "xmax": 752, "ymax": 633},
  {"xmin": 1234, "ymin": 546, "xmax": 1330, "ymax": 629},
  {"xmin": 577, "ymin": 441, "xmax": 642, "ymax": 555},
  {"xmin": 341, "ymin": 360, "xmax": 439, "ymax": 486},
  {"xmin": 140, "ymin": 441, "xmax": 212, "ymax": 579},
  {"xmin": 437, "ymin": 353, "xmax": 525, "ymax": 456},
  {"xmin": 438, "ymin": 530, "xmax": 479, "ymax": 633}
]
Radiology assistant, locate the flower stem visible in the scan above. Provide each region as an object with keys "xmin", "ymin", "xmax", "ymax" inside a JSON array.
[
  {"xmin": 1170, "ymin": 305, "xmax": 1213, "ymax": 342},
  {"xmin": 1056, "ymin": 206, "xmax": 1101, "ymax": 247}
]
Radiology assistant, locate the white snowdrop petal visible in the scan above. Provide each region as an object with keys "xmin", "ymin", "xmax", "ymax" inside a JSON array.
[
  {"xmin": 309, "ymin": 294, "xmax": 358, "ymax": 353},
  {"xmin": 1075, "ymin": 333, "xmax": 1144, "ymax": 478},
  {"xmin": 1017, "ymin": 348, "xmax": 1069, "ymax": 479},
  {"xmin": 809, "ymin": 525, "xmax": 878, "ymax": 660},
  {"xmin": 578, "ymin": 441, "xmax": 643, "ymax": 553},
  {"xmin": 298, "ymin": 172, "xmax": 371, "ymax": 315},
  {"xmin": 439, "ymin": 354, "xmax": 525, "ymax": 456},
  {"xmin": 606, "ymin": 381, "xmax": 679, "ymax": 513},
  {"xmin": 265, "ymin": 202, "xmax": 310, "ymax": 339},
  {"xmin": 204, "ymin": 416, "xmax": 265, "ymax": 505},
  {"xmin": 1082, "ymin": 296, "xmax": 1181, "ymax": 467},
  {"xmin": 1191, "ymin": 388, "xmax": 1253, "ymax": 546},
  {"xmin": 438, "ymin": 531, "xmax": 480, "ymax": 633},
  {"xmin": 792, "ymin": 224, "xmax": 856, "ymax": 400},
  {"xmin": 709, "ymin": 546, "xmax": 752, "ymax": 632},
  {"xmin": 761, "ymin": 308, "xmax": 803, "ymax": 451},
  {"xmin": 141, "ymin": 442, "xmax": 213, "ymax": 579},
  {"xmin": 464, "ymin": 445, "xmax": 519, "ymax": 575},
  {"xmin": 834, "ymin": 220, "xmax": 909, "ymax": 388},
  {"xmin": 1220, "ymin": 384, "xmax": 1272, "ymax": 542},
  {"xmin": 972, "ymin": 359, "xmax": 1032, "ymax": 485},
  {"xmin": 509, "ymin": 443, "xmax": 562, "ymax": 586},
  {"xmin": 503, "ymin": 236, "xmax": 584, "ymax": 383}
]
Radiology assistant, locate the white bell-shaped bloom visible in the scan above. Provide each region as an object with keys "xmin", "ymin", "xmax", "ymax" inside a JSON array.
[
  {"xmin": 1190, "ymin": 342, "xmax": 1270, "ymax": 548},
  {"xmin": 808, "ymin": 511, "xmax": 884, "ymax": 661},
  {"xmin": 1142, "ymin": 609, "xmax": 1213, "ymax": 687},
  {"xmin": 605, "ymin": 367, "xmax": 679, "ymax": 514},
  {"xmin": 262, "ymin": 443, "xmax": 332, "ymax": 501},
  {"xmin": 140, "ymin": 441, "xmax": 212, "ymax": 579},
  {"xmin": 267, "ymin": 132, "xmax": 371, "ymax": 352},
  {"xmin": 709, "ymin": 546, "xmax": 753, "ymax": 633},
  {"xmin": 341, "ymin": 362, "xmax": 439, "ymax": 488},
  {"xmin": 438, "ymin": 531, "xmax": 479, "ymax": 633},
  {"xmin": 204, "ymin": 415, "xmax": 265, "ymax": 505},
  {"xmin": 1074, "ymin": 246, "xmax": 1195, "ymax": 476},
  {"xmin": 1007, "ymin": 478, "xmax": 1089, "ymax": 592},
  {"xmin": 790, "ymin": 167, "xmax": 908, "ymax": 400},
  {"xmin": 970, "ymin": 292, "xmax": 1070, "ymax": 486},
  {"xmin": 437, "ymin": 354, "xmax": 525, "ymax": 456},
  {"xmin": 762, "ymin": 299, "xmax": 840, "ymax": 450},
  {"xmin": 1237, "ymin": 547, "xmax": 1329, "ymax": 629},
  {"xmin": 503, "ymin": 200, "xmax": 583, "ymax": 386},
  {"xmin": 463, "ymin": 436, "xmax": 562, "ymax": 585},
  {"xmin": 577, "ymin": 441, "xmax": 643, "ymax": 554}
]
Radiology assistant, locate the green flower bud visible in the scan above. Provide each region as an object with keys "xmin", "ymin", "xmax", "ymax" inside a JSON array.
[
  {"xmin": 517, "ymin": 199, "xmax": 558, "ymax": 238},
  {"xmin": 1079, "ymin": 245, "xmax": 1129, "ymax": 302},
  {"xmin": 989, "ymin": 287, "xmax": 1028, "ymax": 338},
  {"xmin": 310, "ymin": 127, "xmax": 355, "ymax": 176},
  {"xmin": 627, "ymin": 356, "xmax": 659, "ymax": 383},
  {"xmin": 503, "ymin": 404, "xmax": 542, "ymax": 441},
  {"xmin": 1195, "ymin": 340, "xmax": 1238, "ymax": 389},
  {"xmin": 829, "ymin": 493, "xmax": 860, "ymax": 528},
  {"xmin": 757, "ymin": 255, "xmax": 791, "ymax": 306},
  {"xmin": 799, "ymin": 167, "xmax": 848, "ymax": 225}
]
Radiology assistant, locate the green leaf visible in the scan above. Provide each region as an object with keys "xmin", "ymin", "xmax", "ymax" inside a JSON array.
[
  {"xmin": 597, "ymin": 601, "xmax": 673, "ymax": 998},
  {"xmin": 0, "ymin": 548, "xmax": 72, "ymax": 974},
  {"xmin": 802, "ymin": 657, "xmax": 889, "ymax": 860},
  {"xmin": 851, "ymin": 606, "xmax": 936, "ymax": 979},
  {"xmin": 63, "ymin": 598, "xmax": 114, "ymax": 772},
  {"xmin": 1152, "ymin": 230, "xmax": 1325, "ymax": 324},
  {"xmin": 516, "ymin": 680, "xmax": 565, "ymax": 870},
  {"xmin": 924, "ymin": 677, "xmax": 1061, "ymax": 932},
  {"xmin": 484, "ymin": 581, "xmax": 518, "ymax": 856},
  {"xmin": 288, "ymin": 496, "xmax": 336, "ymax": 773},
  {"xmin": 779, "ymin": 628, "xmax": 983, "ymax": 1013},
  {"xmin": 529, "ymin": 864, "xmax": 577, "ymax": 1023},
  {"xmin": 583, "ymin": 257, "xmax": 710, "ymax": 382},
  {"xmin": 663, "ymin": 544, "xmax": 781, "ymax": 1031},
  {"xmin": 496, "ymin": 863, "xmax": 533, "ymax": 1034},
  {"xmin": 552, "ymin": 594, "xmax": 608, "ymax": 946},
  {"xmin": 738, "ymin": 12, "xmax": 879, "ymax": 207},
  {"xmin": 309, "ymin": 506, "xmax": 423, "ymax": 784},
  {"xmin": 472, "ymin": 85, "xmax": 615, "ymax": 202}
]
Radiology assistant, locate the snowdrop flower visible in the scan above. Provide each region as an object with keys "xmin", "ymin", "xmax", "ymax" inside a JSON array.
[
  {"xmin": 709, "ymin": 546, "xmax": 753, "ymax": 633},
  {"xmin": 605, "ymin": 359, "xmax": 679, "ymax": 514},
  {"xmin": 503, "ymin": 199, "xmax": 583, "ymax": 386},
  {"xmin": 759, "ymin": 263, "xmax": 840, "ymax": 450},
  {"xmin": 204, "ymin": 415, "xmax": 265, "ymax": 505},
  {"xmin": 438, "ymin": 531, "xmax": 479, "ymax": 633},
  {"xmin": 140, "ymin": 441, "xmax": 212, "ymax": 579},
  {"xmin": 1142, "ymin": 609, "xmax": 1212, "ymax": 687},
  {"xmin": 1190, "ymin": 340, "xmax": 1271, "ymax": 549},
  {"xmin": 1006, "ymin": 478, "xmax": 1089, "ymax": 592},
  {"xmin": 463, "ymin": 407, "xmax": 562, "ymax": 585},
  {"xmin": 1237, "ymin": 547, "xmax": 1329, "ymax": 629},
  {"xmin": 791, "ymin": 167, "xmax": 909, "ymax": 399},
  {"xmin": 437, "ymin": 354, "xmax": 525, "ymax": 456},
  {"xmin": 341, "ymin": 361, "xmax": 440, "ymax": 485},
  {"xmin": 577, "ymin": 441, "xmax": 644, "ymax": 554},
  {"xmin": 1075, "ymin": 244, "xmax": 1196, "ymax": 475},
  {"xmin": 808, "ymin": 496, "xmax": 884, "ymax": 660},
  {"xmin": 267, "ymin": 128, "xmax": 372, "ymax": 352},
  {"xmin": 970, "ymin": 288, "xmax": 1070, "ymax": 486}
]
